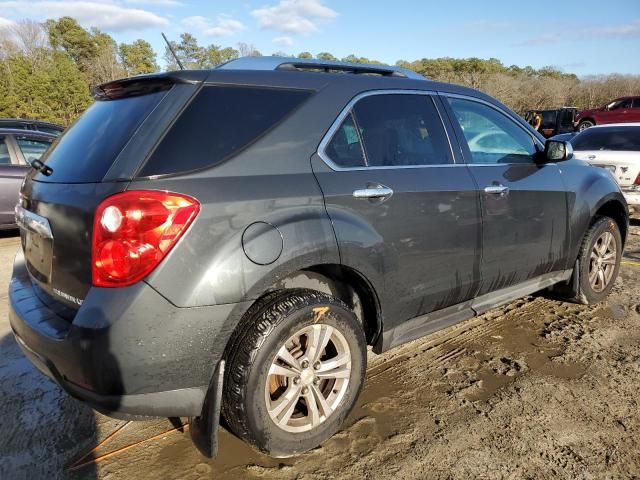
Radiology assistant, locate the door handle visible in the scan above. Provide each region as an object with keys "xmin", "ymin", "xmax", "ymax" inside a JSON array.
[
  {"xmin": 588, "ymin": 155, "xmax": 596, "ymax": 160},
  {"xmin": 484, "ymin": 185, "xmax": 509, "ymax": 195},
  {"xmin": 353, "ymin": 186, "xmax": 394, "ymax": 199}
]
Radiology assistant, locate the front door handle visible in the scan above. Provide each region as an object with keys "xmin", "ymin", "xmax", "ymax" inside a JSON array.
[
  {"xmin": 484, "ymin": 185, "xmax": 509, "ymax": 195},
  {"xmin": 353, "ymin": 186, "xmax": 394, "ymax": 199},
  {"xmin": 588, "ymin": 155, "xmax": 596, "ymax": 160}
]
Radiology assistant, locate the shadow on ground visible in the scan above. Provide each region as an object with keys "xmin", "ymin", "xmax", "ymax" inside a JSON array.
[{"xmin": 0, "ymin": 332, "xmax": 98, "ymax": 480}]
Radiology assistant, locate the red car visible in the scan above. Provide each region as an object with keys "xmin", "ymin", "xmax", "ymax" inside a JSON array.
[{"xmin": 575, "ymin": 96, "xmax": 640, "ymax": 131}]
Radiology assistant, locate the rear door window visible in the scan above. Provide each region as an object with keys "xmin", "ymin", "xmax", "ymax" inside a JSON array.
[
  {"xmin": 37, "ymin": 90, "xmax": 168, "ymax": 182},
  {"xmin": 0, "ymin": 137, "xmax": 11, "ymax": 165},
  {"xmin": 353, "ymin": 94, "xmax": 452, "ymax": 167},
  {"xmin": 16, "ymin": 137, "xmax": 52, "ymax": 164},
  {"xmin": 139, "ymin": 86, "xmax": 312, "ymax": 177}
]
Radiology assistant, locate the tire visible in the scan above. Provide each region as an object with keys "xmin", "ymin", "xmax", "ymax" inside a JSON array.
[
  {"xmin": 222, "ymin": 289, "xmax": 366, "ymax": 457},
  {"xmin": 573, "ymin": 216, "xmax": 622, "ymax": 304},
  {"xmin": 577, "ymin": 120, "xmax": 594, "ymax": 131}
]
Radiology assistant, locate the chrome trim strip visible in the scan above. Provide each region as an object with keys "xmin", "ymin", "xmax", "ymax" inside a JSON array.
[
  {"xmin": 15, "ymin": 205, "xmax": 53, "ymax": 239},
  {"xmin": 316, "ymin": 89, "xmax": 460, "ymax": 172}
]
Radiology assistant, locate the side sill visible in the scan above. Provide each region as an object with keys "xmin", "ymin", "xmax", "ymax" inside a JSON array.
[{"xmin": 379, "ymin": 269, "xmax": 573, "ymax": 352}]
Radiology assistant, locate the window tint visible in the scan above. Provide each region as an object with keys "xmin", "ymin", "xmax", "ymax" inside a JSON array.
[
  {"xmin": 447, "ymin": 98, "xmax": 536, "ymax": 164},
  {"xmin": 633, "ymin": 98, "xmax": 640, "ymax": 108},
  {"xmin": 16, "ymin": 137, "xmax": 51, "ymax": 164},
  {"xmin": 39, "ymin": 90, "xmax": 167, "ymax": 182},
  {"xmin": 572, "ymin": 127, "xmax": 640, "ymax": 151},
  {"xmin": 325, "ymin": 113, "xmax": 366, "ymax": 168},
  {"xmin": 349, "ymin": 94, "xmax": 451, "ymax": 167},
  {"xmin": 0, "ymin": 137, "xmax": 10, "ymax": 165},
  {"xmin": 140, "ymin": 86, "xmax": 312, "ymax": 176}
]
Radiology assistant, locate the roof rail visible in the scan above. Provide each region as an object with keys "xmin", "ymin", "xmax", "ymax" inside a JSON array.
[{"xmin": 216, "ymin": 56, "xmax": 425, "ymax": 80}]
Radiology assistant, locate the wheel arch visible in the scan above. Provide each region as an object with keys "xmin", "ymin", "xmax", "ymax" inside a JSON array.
[
  {"xmin": 260, "ymin": 264, "xmax": 383, "ymax": 348},
  {"xmin": 592, "ymin": 197, "xmax": 629, "ymax": 247}
]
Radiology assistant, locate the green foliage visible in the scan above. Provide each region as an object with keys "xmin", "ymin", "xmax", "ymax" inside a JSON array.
[
  {"xmin": 297, "ymin": 51, "xmax": 313, "ymax": 59},
  {"xmin": 316, "ymin": 52, "xmax": 338, "ymax": 61},
  {"xmin": 0, "ymin": 50, "xmax": 92, "ymax": 124},
  {"xmin": 164, "ymin": 33, "xmax": 239, "ymax": 70},
  {"xmin": 120, "ymin": 39, "xmax": 158, "ymax": 76}
]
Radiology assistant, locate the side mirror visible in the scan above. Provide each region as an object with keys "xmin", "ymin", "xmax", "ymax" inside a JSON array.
[{"xmin": 544, "ymin": 140, "xmax": 574, "ymax": 162}]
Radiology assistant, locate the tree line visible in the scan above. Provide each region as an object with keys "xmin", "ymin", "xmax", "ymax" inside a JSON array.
[{"xmin": 0, "ymin": 17, "xmax": 638, "ymax": 126}]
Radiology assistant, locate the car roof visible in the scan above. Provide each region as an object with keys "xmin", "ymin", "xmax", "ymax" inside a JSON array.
[
  {"xmin": 0, "ymin": 118, "xmax": 64, "ymax": 130},
  {"xmin": 590, "ymin": 122, "xmax": 640, "ymax": 129},
  {"xmin": 0, "ymin": 128, "xmax": 57, "ymax": 139}
]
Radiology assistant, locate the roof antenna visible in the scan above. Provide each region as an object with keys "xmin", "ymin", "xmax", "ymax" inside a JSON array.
[{"xmin": 162, "ymin": 32, "xmax": 184, "ymax": 71}]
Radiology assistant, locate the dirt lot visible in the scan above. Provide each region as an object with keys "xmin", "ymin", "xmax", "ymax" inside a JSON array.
[{"xmin": 1, "ymin": 220, "xmax": 639, "ymax": 480}]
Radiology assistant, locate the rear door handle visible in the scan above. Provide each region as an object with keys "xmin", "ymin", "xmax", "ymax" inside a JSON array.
[
  {"xmin": 353, "ymin": 186, "xmax": 394, "ymax": 199},
  {"xmin": 484, "ymin": 185, "xmax": 509, "ymax": 195},
  {"xmin": 588, "ymin": 155, "xmax": 596, "ymax": 160}
]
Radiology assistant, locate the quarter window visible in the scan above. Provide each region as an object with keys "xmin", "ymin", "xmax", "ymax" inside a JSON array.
[
  {"xmin": 325, "ymin": 113, "xmax": 366, "ymax": 168},
  {"xmin": 447, "ymin": 98, "xmax": 537, "ymax": 164}
]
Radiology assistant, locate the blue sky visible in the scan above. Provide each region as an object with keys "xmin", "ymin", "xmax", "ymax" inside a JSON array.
[{"xmin": 0, "ymin": 0, "xmax": 639, "ymax": 75}]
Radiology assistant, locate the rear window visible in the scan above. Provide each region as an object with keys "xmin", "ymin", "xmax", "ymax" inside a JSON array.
[
  {"xmin": 37, "ymin": 90, "xmax": 167, "ymax": 182},
  {"xmin": 572, "ymin": 127, "xmax": 640, "ymax": 151},
  {"xmin": 138, "ymin": 86, "xmax": 312, "ymax": 177}
]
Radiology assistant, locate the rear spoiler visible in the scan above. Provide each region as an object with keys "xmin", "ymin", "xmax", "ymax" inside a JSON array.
[{"xmin": 92, "ymin": 71, "xmax": 208, "ymax": 100}]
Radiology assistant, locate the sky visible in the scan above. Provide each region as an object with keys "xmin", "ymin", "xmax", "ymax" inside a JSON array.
[{"xmin": 0, "ymin": 0, "xmax": 639, "ymax": 76}]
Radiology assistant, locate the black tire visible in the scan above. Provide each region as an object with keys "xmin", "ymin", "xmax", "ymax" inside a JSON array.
[
  {"xmin": 578, "ymin": 120, "xmax": 594, "ymax": 131},
  {"xmin": 573, "ymin": 216, "xmax": 622, "ymax": 304},
  {"xmin": 222, "ymin": 289, "xmax": 366, "ymax": 457}
]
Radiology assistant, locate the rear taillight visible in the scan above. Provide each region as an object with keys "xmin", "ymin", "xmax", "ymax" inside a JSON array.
[
  {"xmin": 92, "ymin": 190, "xmax": 199, "ymax": 287},
  {"xmin": 635, "ymin": 173, "xmax": 640, "ymax": 185}
]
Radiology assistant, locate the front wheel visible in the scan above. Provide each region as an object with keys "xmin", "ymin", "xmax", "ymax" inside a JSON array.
[
  {"xmin": 575, "ymin": 216, "xmax": 622, "ymax": 303},
  {"xmin": 222, "ymin": 289, "xmax": 366, "ymax": 457}
]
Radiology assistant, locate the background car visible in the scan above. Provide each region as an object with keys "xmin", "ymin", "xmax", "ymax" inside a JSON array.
[
  {"xmin": 0, "ymin": 129, "xmax": 55, "ymax": 229},
  {"xmin": 575, "ymin": 96, "xmax": 640, "ymax": 131},
  {"xmin": 0, "ymin": 119, "xmax": 64, "ymax": 136},
  {"xmin": 523, "ymin": 108, "xmax": 577, "ymax": 138},
  {"xmin": 569, "ymin": 123, "xmax": 640, "ymax": 212}
]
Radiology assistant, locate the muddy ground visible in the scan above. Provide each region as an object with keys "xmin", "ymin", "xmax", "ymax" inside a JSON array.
[{"xmin": 1, "ymin": 220, "xmax": 639, "ymax": 480}]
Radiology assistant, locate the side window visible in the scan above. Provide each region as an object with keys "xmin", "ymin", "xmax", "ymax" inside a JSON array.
[
  {"xmin": 447, "ymin": 98, "xmax": 537, "ymax": 164},
  {"xmin": 352, "ymin": 94, "xmax": 452, "ymax": 167},
  {"xmin": 633, "ymin": 98, "xmax": 640, "ymax": 108},
  {"xmin": 16, "ymin": 137, "xmax": 51, "ymax": 164},
  {"xmin": 0, "ymin": 137, "xmax": 11, "ymax": 165},
  {"xmin": 325, "ymin": 113, "xmax": 366, "ymax": 168},
  {"xmin": 616, "ymin": 99, "xmax": 632, "ymax": 109}
]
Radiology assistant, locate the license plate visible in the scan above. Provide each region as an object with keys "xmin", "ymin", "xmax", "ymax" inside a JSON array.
[{"xmin": 16, "ymin": 206, "xmax": 54, "ymax": 284}]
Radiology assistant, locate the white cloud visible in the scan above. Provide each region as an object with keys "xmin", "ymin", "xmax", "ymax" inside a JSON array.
[
  {"xmin": 251, "ymin": 0, "xmax": 337, "ymax": 35},
  {"xmin": 0, "ymin": 16, "xmax": 15, "ymax": 28},
  {"xmin": 273, "ymin": 35, "xmax": 293, "ymax": 46},
  {"xmin": 181, "ymin": 14, "xmax": 245, "ymax": 37},
  {"xmin": 0, "ymin": 1, "xmax": 169, "ymax": 32},
  {"xmin": 125, "ymin": 0, "xmax": 183, "ymax": 6},
  {"xmin": 515, "ymin": 20, "xmax": 640, "ymax": 47}
]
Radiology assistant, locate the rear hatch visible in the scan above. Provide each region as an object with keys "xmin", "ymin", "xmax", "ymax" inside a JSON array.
[{"xmin": 16, "ymin": 73, "xmax": 204, "ymax": 314}]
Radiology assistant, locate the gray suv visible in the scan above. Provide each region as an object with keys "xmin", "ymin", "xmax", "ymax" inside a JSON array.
[{"xmin": 9, "ymin": 57, "xmax": 628, "ymax": 458}]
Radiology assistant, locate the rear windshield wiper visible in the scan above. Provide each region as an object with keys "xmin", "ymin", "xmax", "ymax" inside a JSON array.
[{"xmin": 29, "ymin": 159, "xmax": 53, "ymax": 176}]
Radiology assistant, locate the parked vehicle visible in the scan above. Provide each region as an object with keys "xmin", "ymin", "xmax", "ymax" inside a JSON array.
[
  {"xmin": 569, "ymin": 123, "xmax": 640, "ymax": 213},
  {"xmin": 9, "ymin": 57, "xmax": 628, "ymax": 459},
  {"xmin": 524, "ymin": 107, "xmax": 577, "ymax": 138},
  {"xmin": 0, "ymin": 129, "xmax": 55, "ymax": 229},
  {"xmin": 0, "ymin": 118, "xmax": 64, "ymax": 136},
  {"xmin": 575, "ymin": 96, "xmax": 640, "ymax": 131}
]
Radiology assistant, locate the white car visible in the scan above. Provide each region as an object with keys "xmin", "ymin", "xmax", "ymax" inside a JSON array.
[{"xmin": 570, "ymin": 123, "xmax": 640, "ymax": 212}]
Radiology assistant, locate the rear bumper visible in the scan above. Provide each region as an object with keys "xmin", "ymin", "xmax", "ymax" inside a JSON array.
[
  {"xmin": 9, "ymin": 250, "xmax": 250, "ymax": 418},
  {"xmin": 621, "ymin": 189, "xmax": 640, "ymax": 208}
]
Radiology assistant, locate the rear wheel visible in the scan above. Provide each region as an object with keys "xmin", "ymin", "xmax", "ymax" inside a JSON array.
[
  {"xmin": 577, "ymin": 120, "xmax": 594, "ymax": 131},
  {"xmin": 222, "ymin": 289, "xmax": 366, "ymax": 457}
]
